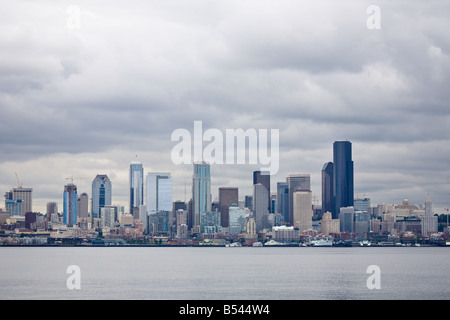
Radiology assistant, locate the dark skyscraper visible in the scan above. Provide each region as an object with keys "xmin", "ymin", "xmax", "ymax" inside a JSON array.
[
  {"xmin": 276, "ymin": 182, "xmax": 289, "ymax": 224},
  {"xmin": 218, "ymin": 187, "xmax": 239, "ymax": 228},
  {"xmin": 333, "ymin": 141, "xmax": 354, "ymax": 219},
  {"xmin": 321, "ymin": 162, "xmax": 335, "ymax": 217}
]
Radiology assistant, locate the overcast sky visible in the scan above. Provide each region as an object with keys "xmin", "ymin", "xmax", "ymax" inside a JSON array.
[{"xmin": 1, "ymin": 0, "xmax": 450, "ymax": 213}]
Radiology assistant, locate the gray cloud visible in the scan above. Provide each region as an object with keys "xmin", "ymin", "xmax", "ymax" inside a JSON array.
[{"xmin": 1, "ymin": 0, "xmax": 450, "ymax": 211}]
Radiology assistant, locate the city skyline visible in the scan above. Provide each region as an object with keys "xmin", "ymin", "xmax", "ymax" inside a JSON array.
[
  {"xmin": 3, "ymin": 152, "xmax": 449, "ymax": 217},
  {"xmin": 1, "ymin": 1, "xmax": 450, "ymax": 214}
]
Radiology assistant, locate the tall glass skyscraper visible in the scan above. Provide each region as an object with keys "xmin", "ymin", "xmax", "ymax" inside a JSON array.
[
  {"xmin": 321, "ymin": 162, "xmax": 334, "ymax": 217},
  {"xmin": 92, "ymin": 175, "xmax": 112, "ymax": 220},
  {"xmin": 130, "ymin": 161, "xmax": 144, "ymax": 218},
  {"xmin": 276, "ymin": 182, "xmax": 289, "ymax": 224},
  {"xmin": 63, "ymin": 183, "xmax": 77, "ymax": 227},
  {"xmin": 333, "ymin": 141, "xmax": 354, "ymax": 219},
  {"xmin": 192, "ymin": 162, "xmax": 211, "ymax": 231},
  {"xmin": 146, "ymin": 172, "xmax": 173, "ymax": 214}
]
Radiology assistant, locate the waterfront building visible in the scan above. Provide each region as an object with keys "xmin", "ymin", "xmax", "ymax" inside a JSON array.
[
  {"xmin": 321, "ymin": 211, "xmax": 340, "ymax": 236},
  {"xmin": 200, "ymin": 210, "xmax": 221, "ymax": 234}
]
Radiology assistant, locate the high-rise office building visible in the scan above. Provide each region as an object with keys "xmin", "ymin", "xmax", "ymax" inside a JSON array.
[
  {"xmin": 46, "ymin": 202, "xmax": 58, "ymax": 222},
  {"xmin": 4, "ymin": 187, "xmax": 32, "ymax": 216},
  {"xmin": 130, "ymin": 161, "xmax": 144, "ymax": 218},
  {"xmin": 253, "ymin": 171, "xmax": 270, "ymax": 212},
  {"xmin": 354, "ymin": 197, "xmax": 370, "ymax": 213},
  {"xmin": 218, "ymin": 187, "xmax": 239, "ymax": 228},
  {"xmin": 92, "ymin": 175, "xmax": 112, "ymax": 220},
  {"xmin": 293, "ymin": 190, "xmax": 313, "ymax": 232},
  {"xmin": 339, "ymin": 206, "xmax": 354, "ymax": 233},
  {"xmin": 321, "ymin": 162, "xmax": 334, "ymax": 217},
  {"xmin": 192, "ymin": 162, "xmax": 211, "ymax": 231},
  {"xmin": 5, "ymin": 199, "xmax": 22, "ymax": 216},
  {"xmin": 77, "ymin": 193, "xmax": 89, "ymax": 219},
  {"xmin": 63, "ymin": 183, "xmax": 77, "ymax": 227},
  {"xmin": 229, "ymin": 204, "xmax": 246, "ymax": 235},
  {"xmin": 146, "ymin": 172, "xmax": 173, "ymax": 214},
  {"xmin": 245, "ymin": 195, "xmax": 253, "ymax": 211},
  {"xmin": 333, "ymin": 141, "xmax": 354, "ymax": 219},
  {"xmin": 276, "ymin": 182, "xmax": 289, "ymax": 224},
  {"xmin": 287, "ymin": 174, "xmax": 310, "ymax": 226},
  {"xmin": 421, "ymin": 194, "xmax": 437, "ymax": 236},
  {"xmin": 253, "ymin": 183, "xmax": 270, "ymax": 232}
]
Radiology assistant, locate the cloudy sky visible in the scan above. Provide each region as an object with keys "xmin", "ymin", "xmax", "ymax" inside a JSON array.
[{"xmin": 1, "ymin": 0, "xmax": 450, "ymax": 213}]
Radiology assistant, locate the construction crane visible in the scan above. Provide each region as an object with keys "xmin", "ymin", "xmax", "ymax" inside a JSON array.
[
  {"xmin": 15, "ymin": 172, "xmax": 23, "ymax": 188},
  {"xmin": 65, "ymin": 176, "xmax": 90, "ymax": 185}
]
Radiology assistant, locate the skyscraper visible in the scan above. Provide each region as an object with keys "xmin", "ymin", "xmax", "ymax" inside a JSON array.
[
  {"xmin": 253, "ymin": 171, "xmax": 270, "ymax": 212},
  {"xmin": 321, "ymin": 162, "xmax": 334, "ymax": 217},
  {"xmin": 146, "ymin": 172, "xmax": 173, "ymax": 214},
  {"xmin": 421, "ymin": 194, "xmax": 437, "ymax": 236},
  {"xmin": 46, "ymin": 202, "xmax": 58, "ymax": 222},
  {"xmin": 293, "ymin": 190, "xmax": 313, "ymax": 232},
  {"xmin": 333, "ymin": 141, "xmax": 354, "ymax": 219},
  {"xmin": 63, "ymin": 183, "xmax": 77, "ymax": 227},
  {"xmin": 287, "ymin": 174, "xmax": 310, "ymax": 226},
  {"xmin": 130, "ymin": 161, "xmax": 144, "ymax": 218},
  {"xmin": 276, "ymin": 182, "xmax": 289, "ymax": 224},
  {"xmin": 77, "ymin": 193, "xmax": 89, "ymax": 219},
  {"xmin": 253, "ymin": 183, "xmax": 270, "ymax": 232},
  {"xmin": 92, "ymin": 175, "xmax": 112, "ymax": 220},
  {"xmin": 218, "ymin": 187, "xmax": 239, "ymax": 228},
  {"xmin": 4, "ymin": 187, "xmax": 32, "ymax": 215},
  {"xmin": 192, "ymin": 162, "xmax": 211, "ymax": 232}
]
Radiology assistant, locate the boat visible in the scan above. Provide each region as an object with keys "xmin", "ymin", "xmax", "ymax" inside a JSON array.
[
  {"xmin": 225, "ymin": 242, "xmax": 242, "ymax": 247},
  {"xmin": 359, "ymin": 240, "xmax": 372, "ymax": 247},
  {"xmin": 264, "ymin": 240, "xmax": 287, "ymax": 246},
  {"xmin": 252, "ymin": 242, "xmax": 263, "ymax": 247},
  {"xmin": 309, "ymin": 239, "xmax": 333, "ymax": 247}
]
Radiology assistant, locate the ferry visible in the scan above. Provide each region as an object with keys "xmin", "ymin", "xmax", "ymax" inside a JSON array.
[
  {"xmin": 264, "ymin": 240, "xmax": 287, "ymax": 246},
  {"xmin": 225, "ymin": 242, "xmax": 242, "ymax": 247},
  {"xmin": 309, "ymin": 239, "xmax": 333, "ymax": 247}
]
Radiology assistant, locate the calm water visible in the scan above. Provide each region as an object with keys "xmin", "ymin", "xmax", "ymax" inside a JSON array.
[{"xmin": 1, "ymin": 246, "xmax": 449, "ymax": 300}]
